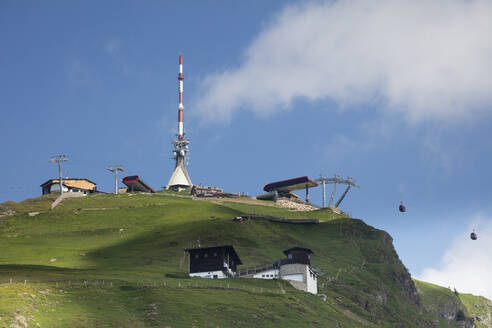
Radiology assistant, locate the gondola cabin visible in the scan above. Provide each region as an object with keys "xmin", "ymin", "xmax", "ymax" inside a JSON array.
[
  {"xmin": 399, "ymin": 203, "xmax": 406, "ymax": 212},
  {"xmin": 470, "ymin": 232, "xmax": 477, "ymax": 240},
  {"xmin": 185, "ymin": 245, "xmax": 242, "ymax": 279}
]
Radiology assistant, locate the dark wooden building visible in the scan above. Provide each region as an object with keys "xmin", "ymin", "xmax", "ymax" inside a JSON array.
[
  {"xmin": 185, "ymin": 245, "xmax": 242, "ymax": 279},
  {"xmin": 283, "ymin": 247, "xmax": 313, "ymax": 265}
]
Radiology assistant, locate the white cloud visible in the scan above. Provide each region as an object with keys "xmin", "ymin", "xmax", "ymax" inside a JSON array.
[
  {"xmin": 418, "ymin": 213, "xmax": 492, "ymax": 300},
  {"xmin": 196, "ymin": 0, "xmax": 492, "ymax": 123}
]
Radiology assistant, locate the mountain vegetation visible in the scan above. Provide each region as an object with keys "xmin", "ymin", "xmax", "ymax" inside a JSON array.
[{"xmin": 0, "ymin": 193, "xmax": 490, "ymax": 327}]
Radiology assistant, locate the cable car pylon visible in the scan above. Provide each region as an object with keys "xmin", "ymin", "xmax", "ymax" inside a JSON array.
[{"xmin": 316, "ymin": 174, "xmax": 360, "ymax": 208}]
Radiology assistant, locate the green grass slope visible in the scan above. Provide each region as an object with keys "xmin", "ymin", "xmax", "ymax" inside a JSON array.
[
  {"xmin": 459, "ymin": 292, "xmax": 492, "ymax": 327},
  {"xmin": 415, "ymin": 279, "xmax": 492, "ymax": 328},
  {"xmin": 0, "ymin": 193, "xmax": 489, "ymax": 327}
]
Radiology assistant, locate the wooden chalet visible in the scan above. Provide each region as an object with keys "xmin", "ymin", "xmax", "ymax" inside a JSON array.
[
  {"xmin": 283, "ymin": 247, "xmax": 313, "ymax": 265},
  {"xmin": 185, "ymin": 245, "xmax": 242, "ymax": 279},
  {"xmin": 41, "ymin": 178, "xmax": 97, "ymax": 195}
]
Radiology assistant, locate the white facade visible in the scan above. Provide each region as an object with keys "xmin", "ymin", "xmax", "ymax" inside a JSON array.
[
  {"xmin": 252, "ymin": 269, "xmax": 279, "ymax": 279},
  {"xmin": 189, "ymin": 270, "xmax": 226, "ymax": 279},
  {"xmin": 50, "ymin": 184, "xmax": 90, "ymax": 195},
  {"xmin": 306, "ymin": 266, "xmax": 317, "ymax": 295},
  {"xmin": 249, "ymin": 264, "xmax": 318, "ymax": 294}
]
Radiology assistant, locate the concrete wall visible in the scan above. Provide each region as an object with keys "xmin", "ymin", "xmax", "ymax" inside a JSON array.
[
  {"xmin": 279, "ymin": 263, "xmax": 317, "ymax": 294},
  {"xmin": 306, "ymin": 266, "xmax": 317, "ymax": 294},
  {"xmin": 289, "ymin": 280, "xmax": 308, "ymax": 291},
  {"xmin": 51, "ymin": 191, "xmax": 86, "ymax": 210},
  {"xmin": 280, "ymin": 263, "xmax": 308, "ymax": 292}
]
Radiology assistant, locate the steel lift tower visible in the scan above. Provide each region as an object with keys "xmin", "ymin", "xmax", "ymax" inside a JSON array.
[
  {"xmin": 317, "ymin": 175, "xmax": 360, "ymax": 208},
  {"xmin": 107, "ymin": 165, "xmax": 124, "ymax": 194},
  {"xmin": 166, "ymin": 55, "xmax": 193, "ymax": 191},
  {"xmin": 49, "ymin": 154, "xmax": 69, "ymax": 195}
]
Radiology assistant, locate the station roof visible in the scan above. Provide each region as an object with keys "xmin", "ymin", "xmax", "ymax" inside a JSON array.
[
  {"xmin": 283, "ymin": 247, "xmax": 314, "ymax": 256},
  {"xmin": 263, "ymin": 176, "xmax": 318, "ymax": 192},
  {"xmin": 184, "ymin": 245, "xmax": 242, "ymax": 265},
  {"xmin": 40, "ymin": 178, "xmax": 96, "ymax": 190},
  {"xmin": 122, "ymin": 175, "xmax": 156, "ymax": 193}
]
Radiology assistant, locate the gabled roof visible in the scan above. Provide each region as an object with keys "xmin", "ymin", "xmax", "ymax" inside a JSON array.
[
  {"xmin": 263, "ymin": 176, "xmax": 318, "ymax": 192},
  {"xmin": 283, "ymin": 247, "xmax": 313, "ymax": 256},
  {"xmin": 40, "ymin": 178, "xmax": 97, "ymax": 190},
  {"xmin": 185, "ymin": 245, "xmax": 242, "ymax": 265}
]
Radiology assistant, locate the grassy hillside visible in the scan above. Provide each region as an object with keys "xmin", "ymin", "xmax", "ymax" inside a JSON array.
[{"xmin": 0, "ymin": 193, "xmax": 490, "ymax": 327}]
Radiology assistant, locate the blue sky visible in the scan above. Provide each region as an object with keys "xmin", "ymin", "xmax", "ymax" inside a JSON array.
[{"xmin": 1, "ymin": 1, "xmax": 492, "ymax": 298}]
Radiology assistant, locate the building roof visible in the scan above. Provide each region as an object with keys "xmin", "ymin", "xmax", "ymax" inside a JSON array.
[
  {"xmin": 263, "ymin": 176, "xmax": 318, "ymax": 192},
  {"xmin": 185, "ymin": 245, "xmax": 242, "ymax": 265},
  {"xmin": 283, "ymin": 247, "xmax": 314, "ymax": 256},
  {"xmin": 40, "ymin": 178, "xmax": 97, "ymax": 190},
  {"xmin": 121, "ymin": 175, "xmax": 156, "ymax": 193}
]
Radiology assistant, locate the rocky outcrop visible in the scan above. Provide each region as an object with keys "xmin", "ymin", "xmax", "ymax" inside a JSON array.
[
  {"xmin": 0, "ymin": 201, "xmax": 15, "ymax": 217},
  {"xmin": 391, "ymin": 270, "xmax": 421, "ymax": 307},
  {"xmin": 276, "ymin": 199, "xmax": 318, "ymax": 211},
  {"xmin": 467, "ymin": 297, "xmax": 492, "ymax": 328}
]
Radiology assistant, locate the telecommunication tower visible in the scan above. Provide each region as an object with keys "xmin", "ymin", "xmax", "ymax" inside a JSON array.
[{"xmin": 166, "ymin": 55, "xmax": 192, "ymax": 191}]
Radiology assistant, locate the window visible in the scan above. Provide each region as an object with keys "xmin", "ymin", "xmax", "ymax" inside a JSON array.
[
  {"xmin": 195, "ymin": 254, "xmax": 199, "ymax": 259},
  {"xmin": 204, "ymin": 253, "xmax": 208, "ymax": 258},
  {"xmin": 213, "ymin": 252, "xmax": 217, "ymax": 257},
  {"xmin": 262, "ymin": 275, "xmax": 265, "ymax": 277},
  {"xmin": 288, "ymin": 254, "xmax": 293, "ymax": 259}
]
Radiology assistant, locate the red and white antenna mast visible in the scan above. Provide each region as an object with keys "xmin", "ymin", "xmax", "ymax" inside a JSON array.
[
  {"xmin": 166, "ymin": 54, "xmax": 192, "ymax": 191},
  {"xmin": 178, "ymin": 55, "xmax": 184, "ymax": 140}
]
